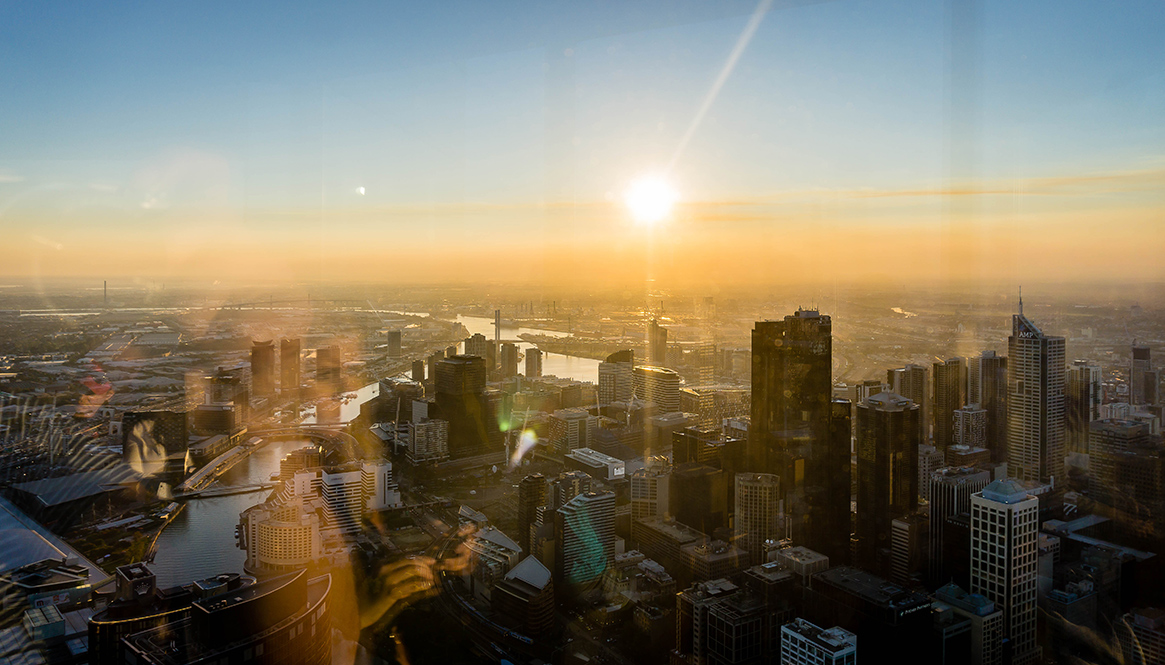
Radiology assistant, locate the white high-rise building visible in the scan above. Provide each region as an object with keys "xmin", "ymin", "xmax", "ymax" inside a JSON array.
[
  {"xmin": 1007, "ymin": 308, "xmax": 1066, "ymax": 485},
  {"xmin": 780, "ymin": 618, "xmax": 857, "ymax": 665},
  {"xmin": 734, "ymin": 473, "xmax": 781, "ymax": 563},
  {"xmin": 971, "ymin": 479, "xmax": 1040, "ymax": 665}
]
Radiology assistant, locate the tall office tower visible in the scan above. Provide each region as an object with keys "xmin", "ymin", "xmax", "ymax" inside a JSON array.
[
  {"xmin": 917, "ymin": 444, "xmax": 944, "ymax": 502},
  {"xmin": 598, "ymin": 350, "xmax": 634, "ymax": 404},
  {"xmin": 933, "ymin": 358, "xmax": 967, "ymax": 450},
  {"xmin": 386, "ymin": 330, "xmax": 402, "ymax": 358},
  {"xmin": 855, "ymin": 392, "xmax": 920, "ymax": 576},
  {"xmin": 929, "ymin": 467, "xmax": 991, "ymax": 587},
  {"xmin": 550, "ymin": 471, "xmax": 592, "ymax": 511},
  {"xmin": 548, "ymin": 408, "xmax": 598, "ymax": 455},
  {"xmin": 669, "ymin": 463, "xmax": 729, "ymax": 535},
  {"xmin": 971, "ymin": 480, "xmax": 1040, "ymax": 665},
  {"xmin": 517, "ymin": 473, "xmax": 548, "ymax": 555},
  {"xmin": 1116, "ymin": 608, "xmax": 1165, "ymax": 665},
  {"xmin": 525, "ymin": 348, "xmax": 543, "ymax": 378},
  {"xmin": 734, "ymin": 473, "xmax": 781, "ymax": 563},
  {"xmin": 887, "ymin": 363, "xmax": 928, "ymax": 421},
  {"xmin": 779, "ymin": 619, "xmax": 857, "ymax": 665},
  {"xmin": 1007, "ymin": 308, "xmax": 1066, "ymax": 485},
  {"xmin": 971, "ymin": 352, "xmax": 1008, "ymax": 461},
  {"xmin": 499, "ymin": 342, "xmax": 519, "ymax": 379},
  {"xmin": 250, "ymin": 340, "xmax": 276, "ymax": 397},
  {"xmin": 434, "ymin": 355, "xmax": 492, "ymax": 458},
  {"xmin": 280, "ymin": 338, "xmax": 301, "ymax": 393},
  {"xmin": 316, "ymin": 346, "xmax": 342, "ymax": 394},
  {"xmin": 1066, "ymin": 361, "xmax": 1102, "ymax": 453},
  {"xmin": 648, "ymin": 319, "xmax": 669, "ymax": 365},
  {"xmin": 630, "ymin": 461, "xmax": 671, "ymax": 536},
  {"xmin": 954, "ymin": 404, "xmax": 988, "ymax": 449},
  {"xmin": 554, "ymin": 491, "xmax": 615, "ymax": 589},
  {"xmin": 410, "ymin": 360, "xmax": 425, "ymax": 383},
  {"xmin": 749, "ymin": 310, "xmax": 832, "ymax": 475},
  {"xmin": 1145, "ymin": 370, "xmax": 1160, "ymax": 405},
  {"xmin": 465, "ymin": 332, "xmax": 490, "ymax": 359},
  {"xmin": 751, "ymin": 310, "xmax": 850, "ymax": 565},
  {"xmin": 633, "ymin": 365, "xmax": 681, "ymax": 412},
  {"xmin": 1132, "ymin": 343, "xmax": 1152, "ymax": 405},
  {"xmin": 889, "ymin": 513, "xmax": 928, "ymax": 588},
  {"xmin": 1088, "ymin": 419, "xmax": 1152, "ymax": 499}
]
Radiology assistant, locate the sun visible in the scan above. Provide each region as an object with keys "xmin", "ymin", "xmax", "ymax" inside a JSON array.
[{"xmin": 625, "ymin": 175, "xmax": 678, "ymax": 224}]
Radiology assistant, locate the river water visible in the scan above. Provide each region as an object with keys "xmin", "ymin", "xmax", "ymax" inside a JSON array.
[
  {"xmin": 454, "ymin": 315, "xmax": 601, "ymax": 384},
  {"xmin": 149, "ymin": 437, "xmax": 310, "ymax": 587}
]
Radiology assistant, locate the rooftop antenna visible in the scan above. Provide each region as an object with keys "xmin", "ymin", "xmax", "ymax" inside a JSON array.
[{"xmin": 1018, "ymin": 286, "xmax": 1023, "ymax": 315}]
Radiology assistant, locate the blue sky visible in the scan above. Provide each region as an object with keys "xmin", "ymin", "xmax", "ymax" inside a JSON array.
[{"xmin": 1, "ymin": 0, "xmax": 1162, "ymax": 282}]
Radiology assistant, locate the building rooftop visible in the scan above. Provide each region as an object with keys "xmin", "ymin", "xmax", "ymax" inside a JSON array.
[
  {"xmin": 980, "ymin": 478, "xmax": 1031, "ymax": 504},
  {"xmin": 11, "ymin": 466, "xmax": 142, "ymax": 508},
  {"xmin": 782, "ymin": 618, "xmax": 857, "ymax": 654},
  {"xmin": 567, "ymin": 448, "xmax": 624, "ymax": 466},
  {"xmin": 504, "ymin": 556, "xmax": 551, "ymax": 590},
  {"xmin": 935, "ymin": 583, "xmax": 997, "ymax": 616},
  {"xmin": 864, "ymin": 391, "xmax": 914, "ymax": 411},
  {"xmin": 813, "ymin": 566, "xmax": 931, "ymax": 612}
]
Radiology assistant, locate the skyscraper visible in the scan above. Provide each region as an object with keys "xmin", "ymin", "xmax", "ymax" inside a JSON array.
[
  {"xmin": 554, "ymin": 491, "xmax": 615, "ymax": 589},
  {"xmin": 734, "ymin": 473, "xmax": 781, "ymax": 563},
  {"xmin": 1131, "ymin": 343, "xmax": 1152, "ymax": 405},
  {"xmin": 464, "ymin": 333, "xmax": 490, "ymax": 360},
  {"xmin": 887, "ymin": 363, "xmax": 928, "ymax": 424},
  {"xmin": 1088, "ymin": 419, "xmax": 1152, "ymax": 500},
  {"xmin": 386, "ymin": 330, "xmax": 402, "ymax": 358},
  {"xmin": 434, "ymin": 355, "xmax": 491, "ymax": 458},
  {"xmin": 974, "ymin": 351, "xmax": 1009, "ymax": 461},
  {"xmin": 411, "ymin": 359, "xmax": 425, "ymax": 383},
  {"xmin": 280, "ymin": 338, "xmax": 301, "ymax": 393},
  {"xmin": 517, "ymin": 473, "xmax": 548, "ymax": 555},
  {"xmin": 1007, "ymin": 308, "xmax": 1066, "ymax": 485},
  {"xmin": 749, "ymin": 311, "xmax": 833, "ymax": 474},
  {"xmin": 929, "ymin": 466, "xmax": 991, "ymax": 587},
  {"xmin": 525, "ymin": 347, "xmax": 543, "ymax": 378},
  {"xmin": 1066, "ymin": 361, "xmax": 1102, "ymax": 454},
  {"xmin": 598, "ymin": 349, "xmax": 634, "ymax": 404},
  {"xmin": 633, "ymin": 365, "xmax": 681, "ymax": 412},
  {"xmin": 630, "ymin": 460, "xmax": 671, "ymax": 538},
  {"xmin": 954, "ymin": 404, "xmax": 987, "ymax": 449},
  {"xmin": 315, "ymin": 346, "xmax": 342, "ymax": 394},
  {"xmin": 499, "ymin": 342, "xmax": 519, "ymax": 379},
  {"xmin": 648, "ymin": 319, "xmax": 668, "ymax": 365},
  {"xmin": 750, "ymin": 311, "xmax": 850, "ymax": 565},
  {"xmin": 971, "ymin": 479, "xmax": 1040, "ymax": 665},
  {"xmin": 932, "ymin": 357, "xmax": 967, "ymax": 450},
  {"xmin": 855, "ymin": 392, "xmax": 920, "ymax": 575},
  {"xmin": 250, "ymin": 340, "xmax": 276, "ymax": 397}
]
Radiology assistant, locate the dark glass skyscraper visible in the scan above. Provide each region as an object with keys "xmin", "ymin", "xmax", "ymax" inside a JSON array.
[
  {"xmin": 855, "ymin": 392, "xmax": 920, "ymax": 576},
  {"xmin": 749, "ymin": 310, "xmax": 849, "ymax": 564},
  {"xmin": 975, "ymin": 351, "xmax": 1008, "ymax": 462},
  {"xmin": 250, "ymin": 340, "xmax": 275, "ymax": 397},
  {"xmin": 280, "ymin": 338, "xmax": 301, "ymax": 394},
  {"xmin": 932, "ymin": 357, "xmax": 966, "ymax": 450},
  {"xmin": 435, "ymin": 354, "xmax": 492, "ymax": 458}
]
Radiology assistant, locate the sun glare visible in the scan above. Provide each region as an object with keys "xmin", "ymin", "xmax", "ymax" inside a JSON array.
[{"xmin": 625, "ymin": 175, "xmax": 678, "ymax": 224}]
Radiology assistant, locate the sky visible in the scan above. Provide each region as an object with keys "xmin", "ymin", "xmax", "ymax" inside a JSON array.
[{"xmin": 1, "ymin": 0, "xmax": 1163, "ymax": 288}]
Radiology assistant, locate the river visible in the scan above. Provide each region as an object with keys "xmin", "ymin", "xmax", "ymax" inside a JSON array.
[
  {"xmin": 149, "ymin": 437, "xmax": 311, "ymax": 587},
  {"xmin": 453, "ymin": 315, "xmax": 600, "ymax": 384}
]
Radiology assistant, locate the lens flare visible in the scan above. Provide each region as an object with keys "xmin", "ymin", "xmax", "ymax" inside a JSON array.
[{"xmin": 509, "ymin": 429, "xmax": 538, "ymax": 469}]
